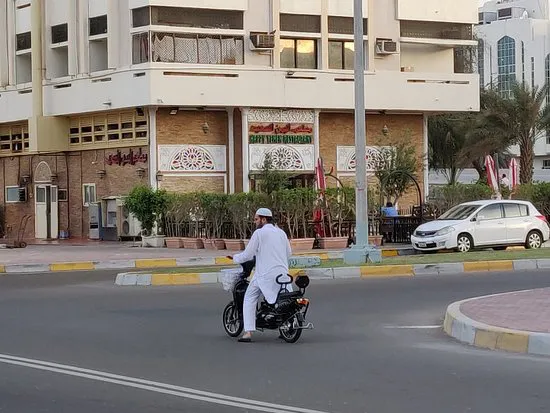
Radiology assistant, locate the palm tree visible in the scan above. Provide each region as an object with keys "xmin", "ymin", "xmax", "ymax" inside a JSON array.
[{"xmin": 480, "ymin": 81, "xmax": 550, "ymax": 183}]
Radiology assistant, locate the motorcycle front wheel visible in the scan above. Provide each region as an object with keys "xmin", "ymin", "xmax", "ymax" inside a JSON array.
[
  {"xmin": 223, "ymin": 302, "xmax": 243, "ymax": 337},
  {"xmin": 279, "ymin": 313, "xmax": 303, "ymax": 343}
]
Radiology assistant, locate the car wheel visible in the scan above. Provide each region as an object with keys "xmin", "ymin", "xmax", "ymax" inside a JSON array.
[
  {"xmin": 456, "ymin": 233, "xmax": 473, "ymax": 253},
  {"xmin": 525, "ymin": 231, "xmax": 543, "ymax": 249},
  {"xmin": 493, "ymin": 246, "xmax": 507, "ymax": 251}
]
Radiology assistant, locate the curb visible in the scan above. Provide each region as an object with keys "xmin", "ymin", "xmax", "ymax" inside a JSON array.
[
  {"xmin": 114, "ymin": 258, "xmax": 547, "ymax": 287},
  {"xmin": 444, "ymin": 293, "xmax": 550, "ymax": 356},
  {"xmin": 0, "ymin": 248, "xmax": 415, "ymax": 274}
]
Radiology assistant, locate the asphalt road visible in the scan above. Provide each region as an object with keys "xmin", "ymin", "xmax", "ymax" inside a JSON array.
[{"xmin": 1, "ymin": 270, "xmax": 550, "ymax": 413}]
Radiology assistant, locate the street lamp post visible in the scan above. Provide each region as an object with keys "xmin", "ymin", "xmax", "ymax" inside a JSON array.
[{"xmin": 343, "ymin": 0, "xmax": 382, "ymax": 264}]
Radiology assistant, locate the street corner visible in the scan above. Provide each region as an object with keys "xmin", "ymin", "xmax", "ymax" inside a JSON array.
[{"xmin": 444, "ymin": 290, "xmax": 550, "ymax": 357}]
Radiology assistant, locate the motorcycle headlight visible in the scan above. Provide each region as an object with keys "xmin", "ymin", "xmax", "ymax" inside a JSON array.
[{"xmin": 435, "ymin": 226, "xmax": 455, "ymax": 236}]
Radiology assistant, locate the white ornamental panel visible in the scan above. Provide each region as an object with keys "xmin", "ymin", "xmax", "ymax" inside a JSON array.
[
  {"xmin": 158, "ymin": 145, "xmax": 226, "ymax": 172},
  {"xmin": 337, "ymin": 146, "xmax": 393, "ymax": 172},
  {"xmin": 249, "ymin": 144, "xmax": 315, "ymax": 171},
  {"xmin": 247, "ymin": 109, "xmax": 315, "ymax": 123}
]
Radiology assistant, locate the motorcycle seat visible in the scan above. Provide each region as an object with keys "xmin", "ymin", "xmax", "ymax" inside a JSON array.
[{"xmin": 277, "ymin": 291, "xmax": 302, "ymax": 301}]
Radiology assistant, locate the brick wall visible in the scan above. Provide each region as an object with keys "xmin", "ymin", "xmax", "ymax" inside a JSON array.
[
  {"xmin": 156, "ymin": 109, "xmax": 229, "ymax": 194},
  {"xmin": 319, "ymin": 113, "xmax": 425, "ymax": 208},
  {"xmin": 0, "ymin": 146, "xmax": 148, "ymax": 240}
]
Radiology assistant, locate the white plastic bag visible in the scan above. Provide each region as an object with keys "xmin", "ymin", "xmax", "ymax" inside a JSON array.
[{"xmin": 220, "ymin": 268, "xmax": 242, "ymax": 292}]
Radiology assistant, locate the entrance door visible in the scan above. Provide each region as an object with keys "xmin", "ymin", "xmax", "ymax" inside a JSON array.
[{"xmin": 34, "ymin": 184, "xmax": 59, "ymax": 239}]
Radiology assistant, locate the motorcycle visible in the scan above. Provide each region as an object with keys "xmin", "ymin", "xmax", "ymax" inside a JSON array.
[{"xmin": 222, "ymin": 259, "xmax": 313, "ymax": 343}]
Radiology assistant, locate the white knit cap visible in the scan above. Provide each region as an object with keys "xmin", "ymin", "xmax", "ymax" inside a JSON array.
[{"xmin": 256, "ymin": 208, "xmax": 273, "ymax": 217}]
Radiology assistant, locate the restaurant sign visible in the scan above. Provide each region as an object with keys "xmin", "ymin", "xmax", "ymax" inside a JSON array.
[{"xmin": 248, "ymin": 122, "xmax": 313, "ymax": 145}]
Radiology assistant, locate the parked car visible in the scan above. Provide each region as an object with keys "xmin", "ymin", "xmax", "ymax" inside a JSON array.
[{"xmin": 411, "ymin": 200, "xmax": 550, "ymax": 253}]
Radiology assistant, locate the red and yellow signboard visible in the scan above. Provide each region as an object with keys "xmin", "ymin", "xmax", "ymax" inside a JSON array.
[{"xmin": 248, "ymin": 122, "xmax": 313, "ymax": 144}]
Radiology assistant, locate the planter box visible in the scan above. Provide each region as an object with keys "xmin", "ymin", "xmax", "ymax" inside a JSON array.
[
  {"xmin": 141, "ymin": 235, "xmax": 166, "ymax": 248},
  {"xmin": 165, "ymin": 237, "xmax": 184, "ymax": 249},
  {"xmin": 211, "ymin": 239, "xmax": 226, "ymax": 250},
  {"xmin": 224, "ymin": 239, "xmax": 245, "ymax": 251},
  {"xmin": 318, "ymin": 237, "xmax": 349, "ymax": 250},
  {"xmin": 369, "ymin": 235, "xmax": 383, "ymax": 247},
  {"xmin": 203, "ymin": 239, "xmax": 215, "ymax": 250},
  {"xmin": 290, "ymin": 238, "xmax": 315, "ymax": 251},
  {"xmin": 183, "ymin": 238, "xmax": 204, "ymax": 249},
  {"xmin": 243, "ymin": 239, "xmax": 250, "ymax": 248}
]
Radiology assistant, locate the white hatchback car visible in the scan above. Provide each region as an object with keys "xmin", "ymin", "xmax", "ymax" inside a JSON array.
[{"xmin": 411, "ymin": 200, "xmax": 550, "ymax": 253}]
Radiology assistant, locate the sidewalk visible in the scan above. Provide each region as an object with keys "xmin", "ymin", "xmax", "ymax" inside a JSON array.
[
  {"xmin": 444, "ymin": 288, "xmax": 550, "ymax": 356},
  {"xmin": 0, "ymin": 241, "xmax": 414, "ymax": 273}
]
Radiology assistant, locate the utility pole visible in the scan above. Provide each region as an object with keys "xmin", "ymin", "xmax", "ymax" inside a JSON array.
[{"xmin": 344, "ymin": 0, "xmax": 382, "ymax": 264}]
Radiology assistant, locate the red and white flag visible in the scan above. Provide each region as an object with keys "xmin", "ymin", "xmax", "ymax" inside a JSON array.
[
  {"xmin": 485, "ymin": 155, "xmax": 501, "ymax": 198},
  {"xmin": 509, "ymin": 158, "xmax": 519, "ymax": 189}
]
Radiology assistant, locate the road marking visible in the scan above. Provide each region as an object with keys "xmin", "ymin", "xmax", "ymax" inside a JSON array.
[
  {"xmin": 0, "ymin": 353, "xmax": 328, "ymax": 413},
  {"xmin": 384, "ymin": 325, "xmax": 442, "ymax": 330}
]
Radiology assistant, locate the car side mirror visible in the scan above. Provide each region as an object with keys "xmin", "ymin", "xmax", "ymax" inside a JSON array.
[{"xmin": 471, "ymin": 217, "xmax": 477, "ymax": 222}]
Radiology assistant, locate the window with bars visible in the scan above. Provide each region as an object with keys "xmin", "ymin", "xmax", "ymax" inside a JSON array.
[
  {"xmin": 0, "ymin": 124, "xmax": 29, "ymax": 154},
  {"xmin": 51, "ymin": 23, "xmax": 68, "ymax": 43},
  {"xmin": 89, "ymin": 15, "xmax": 108, "ymax": 36},
  {"xmin": 543, "ymin": 160, "xmax": 550, "ymax": 169},
  {"xmin": 16, "ymin": 32, "xmax": 31, "ymax": 51},
  {"xmin": 532, "ymin": 56, "xmax": 536, "ymax": 90},
  {"xmin": 132, "ymin": 7, "xmax": 150, "ymax": 28},
  {"xmin": 280, "ymin": 38, "xmax": 317, "ymax": 69},
  {"xmin": 69, "ymin": 110, "xmax": 148, "ymax": 147},
  {"xmin": 400, "ymin": 21, "xmax": 472, "ymax": 40},
  {"xmin": 545, "ymin": 55, "xmax": 550, "ymax": 105},
  {"xmin": 280, "ymin": 14, "xmax": 321, "ymax": 33},
  {"xmin": 151, "ymin": 33, "xmax": 244, "ymax": 65},
  {"xmin": 478, "ymin": 39, "xmax": 485, "ymax": 88},
  {"xmin": 329, "ymin": 41, "xmax": 354, "ymax": 70},
  {"xmin": 328, "ymin": 16, "xmax": 367, "ymax": 35},
  {"xmin": 150, "ymin": 7, "xmax": 243, "ymax": 30}
]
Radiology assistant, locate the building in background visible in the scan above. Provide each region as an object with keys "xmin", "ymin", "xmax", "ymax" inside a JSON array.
[
  {"xmin": 477, "ymin": 0, "xmax": 550, "ymax": 171},
  {"xmin": 0, "ymin": 0, "xmax": 479, "ymax": 240}
]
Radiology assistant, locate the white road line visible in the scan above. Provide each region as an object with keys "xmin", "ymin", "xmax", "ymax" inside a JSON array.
[
  {"xmin": 0, "ymin": 353, "xmax": 329, "ymax": 413},
  {"xmin": 384, "ymin": 325, "xmax": 442, "ymax": 330}
]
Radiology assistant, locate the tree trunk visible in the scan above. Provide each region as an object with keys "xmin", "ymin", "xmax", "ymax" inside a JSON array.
[
  {"xmin": 519, "ymin": 141, "xmax": 534, "ymax": 184},
  {"xmin": 472, "ymin": 159, "xmax": 486, "ymax": 182}
]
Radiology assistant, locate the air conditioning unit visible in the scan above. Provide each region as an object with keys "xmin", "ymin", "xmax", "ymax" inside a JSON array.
[
  {"xmin": 18, "ymin": 187, "xmax": 27, "ymax": 202},
  {"xmin": 375, "ymin": 39, "xmax": 399, "ymax": 55},
  {"xmin": 250, "ymin": 32, "xmax": 275, "ymax": 50},
  {"xmin": 116, "ymin": 202, "xmax": 142, "ymax": 239}
]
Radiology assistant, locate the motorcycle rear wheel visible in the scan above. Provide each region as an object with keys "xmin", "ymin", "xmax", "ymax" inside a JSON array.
[
  {"xmin": 223, "ymin": 302, "xmax": 243, "ymax": 337},
  {"xmin": 279, "ymin": 314, "xmax": 303, "ymax": 343}
]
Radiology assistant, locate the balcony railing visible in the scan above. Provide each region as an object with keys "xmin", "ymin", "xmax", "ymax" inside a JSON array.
[{"xmin": 401, "ymin": 21, "xmax": 473, "ymax": 41}]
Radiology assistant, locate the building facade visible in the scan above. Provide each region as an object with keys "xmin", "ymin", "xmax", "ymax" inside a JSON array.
[
  {"xmin": 0, "ymin": 0, "xmax": 479, "ymax": 240},
  {"xmin": 477, "ymin": 0, "xmax": 550, "ymax": 170}
]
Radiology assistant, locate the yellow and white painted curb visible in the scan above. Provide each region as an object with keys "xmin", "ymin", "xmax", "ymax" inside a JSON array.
[{"xmin": 444, "ymin": 294, "xmax": 550, "ymax": 356}]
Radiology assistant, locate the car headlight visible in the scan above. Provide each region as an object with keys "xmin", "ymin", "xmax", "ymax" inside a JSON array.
[{"xmin": 435, "ymin": 226, "xmax": 455, "ymax": 236}]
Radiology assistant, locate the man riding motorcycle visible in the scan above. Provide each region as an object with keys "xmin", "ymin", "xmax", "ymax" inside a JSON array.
[{"xmin": 231, "ymin": 208, "xmax": 292, "ymax": 343}]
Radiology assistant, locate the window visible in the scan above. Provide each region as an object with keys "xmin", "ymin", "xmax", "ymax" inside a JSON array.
[
  {"xmin": 497, "ymin": 36, "xmax": 515, "ymax": 96},
  {"xmin": 5, "ymin": 187, "xmax": 20, "ymax": 203},
  {"xmin": 546, "ymin": 54, "xmax": 550, "ymax": 104},
  {"xmin": 280, "ymin": 14, "xmax": 321, "ymax": 33},
  {"xmin": 519, "ymin": 204, "xmax": 529, "ymax": 216},
  {"xmin": 503, "ymin": 203, "xmax": 522, "ymax": 218},
  {"xmin": 531, "ymin": 56, "xmax": 535, "ymax": 89},
  {"xmin": 328, "ymin": 16, "xmax": 368, "ymax": 35},
  {"xmin": 478, "ymin": 39, "xmax": 484, "ymax": 88},
  {"xmin": 51, "ymin": 23, "xmax": 68, "ymax": 43},
  {"xmin": 280, "ymin": 38, "xmax": 317, "ymax": 69},
  {"xmin": 132, "ymin": 33, "xmax": 149, "ymax": 64},
  {"xmin": 58, "ymin": 189, "xmax": 68, "ymax": 202},
  {"xmin": 329, "ymin": 41, "xmax": 354, "ymax": 70},
  {"xmin": 83, "ymin": 184, "xmax": 97, "ymax": 206},
  {"xmin": 521, "ymin": 41, "xmax": 525, "ymax": 84},
  {"xmin": 89, "ymin": 15, "xmax": 108, "ymax": 36},
  {"xmin": 498, "ymin": 8, "xmax": 512, "ymax": 19},
  {"xmin": 132, "ymin": 7, "xmax": 150, "ymax": 27},
  {"xmin": 0, "ymin": 124, "xmax": 29, "ymax": 154},
  {"xmin": 479, "ymin": 204, "xmax": 503, "ymax": 220},
  {"xmin": 16, "ymin": 32, "xmax": 31, "ymax": 51},
  {"xmin": 543, "ymin": 159, "xmax": 550, "ymax": 169},
  {"xmin": 36, "ymin": 187, "xmax": 46, "ymax": 203},
  {"xmin": 400, "ymin": 21, "xmax": 472, "ymax": 40},
  {"xmin": 150, "ymin": 7, "xmax": 243, "ymax": 30}
]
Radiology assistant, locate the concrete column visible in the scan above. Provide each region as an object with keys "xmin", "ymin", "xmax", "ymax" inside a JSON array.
[
  {"xmin": 227, "ymin": 108, "xmax": 235, "ymax": 194},
  {"xmin": 30, "ymin": 0, "xmax": 44, "ymax": 143},
  {"xmin": 68, "ymin": 0, "xmax": 78, "ymax": 75},
  {"xmin": 77, "ymin": 0, "xmax": 89, "ymax": 74},
  {"xmin": 0, "ymin": 1, "xmax": 8, "ymax": 86},
  {"xmin": 241, "ymin": 108, "xmax": 250, "ymax": 192},
  {"xmin": 6, "ymin": 0, "xmax": 15, "ymax": 85},
  {"xmin": 320, "ymin": 0, "xmax": 329, "ymax": 70},
  {"xmin": 107, "ymin": 0, "xmax": 118, "ymax": 69},
  {"xmin": 314, "ymin": 109, "xmax": 320, "ymax": 162},
  {"xmin": 271, "ymin": 0, "xmax": 281, "ymax": 69},
  {"xmin": 149, "ymin": 107, "xmax": 159, "ymax": 190}
]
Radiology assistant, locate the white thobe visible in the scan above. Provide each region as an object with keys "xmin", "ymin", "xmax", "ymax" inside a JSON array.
[{"xmin": 233, "ymin": 224, "xmax": 292, "ymax": 332}]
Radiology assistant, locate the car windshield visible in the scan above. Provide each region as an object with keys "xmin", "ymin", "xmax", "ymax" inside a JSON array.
[{"xmin": 437, "ymin": 204, "xmax": 481, "ymax": 221}]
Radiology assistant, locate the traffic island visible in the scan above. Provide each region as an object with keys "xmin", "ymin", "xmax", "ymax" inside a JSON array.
[{"xmin": 444, "ymin": 288, "xmax": 550, "ymax": 356}]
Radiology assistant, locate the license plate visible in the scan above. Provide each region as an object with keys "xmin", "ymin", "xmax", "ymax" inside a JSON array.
[{"xmin": 418, "ymin": 243, "xmax": 427, "ymax": 248}]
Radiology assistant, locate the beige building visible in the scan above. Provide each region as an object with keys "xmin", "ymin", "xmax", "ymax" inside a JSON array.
[{"xmin": 0, "ymin": 0, "xmax": 479, "ymax": 240}]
